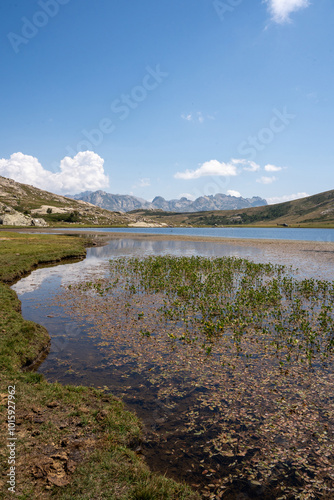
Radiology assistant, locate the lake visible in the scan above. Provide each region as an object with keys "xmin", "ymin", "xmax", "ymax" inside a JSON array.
[
  {"xmin": 56, "ymin": 226, "xmax": 334, "ymax": 242},
  {"xmin": 12, "ymin": 235, "xmax": 334, "ymax": 499}
]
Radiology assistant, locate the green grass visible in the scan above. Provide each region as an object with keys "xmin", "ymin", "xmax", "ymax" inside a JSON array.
[
  {"xmin": 0, "ymin": 232, "xmax": 199, "ymax": 499},
  {"xmin": 0, "ymin": 372, "xmax": 198, "ymax": 500},
  {"xmin": 0, "ymin": 232, "xmax": 87, "ymax": 283},
  {"xmin": 0, "ymin": 232, "xmax": 87, "ymax": 373},
  {"xmin": 0, "ymin": 283, "xmax": 49, "ymax": 373}
]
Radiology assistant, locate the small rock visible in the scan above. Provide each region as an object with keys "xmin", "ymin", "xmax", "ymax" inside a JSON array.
[{"xmin": 47, "ymin": 401, "xmax": 59, "ymax": 408}]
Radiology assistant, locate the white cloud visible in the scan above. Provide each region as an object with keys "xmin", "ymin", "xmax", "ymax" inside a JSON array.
[
  {"xmin": 138, "ymin": 178, "xmax": 151, "ymax": 188},
  {"xmin": 181, "ymin": 111, "xmax": 205, "ymax": 123},
  {"xmin": 227, "ymin": 190, "xmax": 242, "ymax": 198},
  {"xmin": 132, "ymin": 177, "xmax": 151, "ymax": 190},
  {"xmin": 231, "ymin": 159, "xmax": 260, "ymax": 172},
  {"xmin": 174, "ymin": 158, "xmax": 284, "ymax": 182},
  {"xmin": 266, "ymin": 192, "xmax": 309, "ymax": 204},
  {"xmin": 175, "ymin": 160, "xmax": 238, "ymax": 180},
  {"xmin": 0, "ymin": 151, "xmax": 109, "ymax": 194},
  {"xmin": 264, "ymin": 164, "xmax": 283, "ymax": 172},
  {"xmin": 197, "ymin": 112, "xmax": 204, "ymax": 123},
  {"xmin": 266, "ymin": 0, "xmax": 310, "ymax": 24},
  {"xmin": 256, "ymin": 176, "xmax": 277, "ymax": 184}
]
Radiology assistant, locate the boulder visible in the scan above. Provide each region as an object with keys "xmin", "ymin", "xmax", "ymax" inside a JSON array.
[
  {"xmin": 31, "ymin": 218, "xmax": 48, "ymax": 227},
  {"xmin": 0, "ymin": 212, "xmax": 48, "ymax": 227}
]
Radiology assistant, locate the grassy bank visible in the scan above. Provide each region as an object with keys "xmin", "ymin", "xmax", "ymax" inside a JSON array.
[{"xmin": 0, "ymin": 232, "xmax": 199, "ymax": 499}]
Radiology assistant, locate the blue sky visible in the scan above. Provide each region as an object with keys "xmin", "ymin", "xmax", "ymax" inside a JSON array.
[{"xmin": 0, "ymin": 0, "xmax": 333, "ymax": 204}]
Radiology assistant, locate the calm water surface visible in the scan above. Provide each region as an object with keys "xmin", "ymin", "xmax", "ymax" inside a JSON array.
[
  {"xmin": 12, "ymin": 237, "xmax": 334, "ymax": 497},
  {"xmin": 56, "ymin": 226, "xmax": 334, "ymax": 242},
  {"xmin": 12, "ymin": 236, "xmax": 334, "ymax": 389}
]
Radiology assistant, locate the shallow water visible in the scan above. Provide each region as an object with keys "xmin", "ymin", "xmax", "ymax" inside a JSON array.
[
  {"xmin": 12, "ymin": 238, "xmax": 334, "ymax": 498},
  {"xmin": 12, "ymin": 238, "xmax": 334, "ymax": 296},
  {"xmin": 51, "ymin": 226, "xmax": 334, "ymax": 242}
]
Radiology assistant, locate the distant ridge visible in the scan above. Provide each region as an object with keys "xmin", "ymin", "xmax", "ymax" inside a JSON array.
[
  {"xmin": 133, "ymin": 188, "xmax": 334, "ymax": 227},
  {"xmin": 68, "ymin": 190, "xmax": 267, "ymax": 213},
  {"xmin": 1, "ymin": 176, "xmax": 333, "ymax": 227}
]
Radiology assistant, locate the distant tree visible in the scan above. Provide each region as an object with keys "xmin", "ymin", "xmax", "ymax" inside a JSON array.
[{"xmin": 46, "ymin": 208, "xmax": 52, "ymax": 214}]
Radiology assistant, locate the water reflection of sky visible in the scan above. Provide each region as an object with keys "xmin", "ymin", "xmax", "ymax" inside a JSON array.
[
  {"xmin": 49, "ymin": 226, "xmax": 334, "ymax": 242},
  {"xmin": 12, "ymin": 238, "xmax": 334, "ymax": 297},
  {"xmin": 11, "ymin": 237, "xmax": 334, "ymax": 497}
]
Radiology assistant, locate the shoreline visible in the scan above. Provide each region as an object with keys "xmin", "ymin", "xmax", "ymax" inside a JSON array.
[
  {"xmin": 5, "ymin": 227, "xmax": 334, "ymax": 269},
  {"xmin": 0, "ymin": 232, "xmax": 199, "ymax": 499},
  {"xmin": 3, "ymin": 230, "xmax": 334, "ymax": 498}
]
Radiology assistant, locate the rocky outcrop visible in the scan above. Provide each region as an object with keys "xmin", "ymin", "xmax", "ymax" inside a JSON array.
[
  {"xmin": 69, "ymin": 191, "xmax": 150, "ymax": 212},
  {"xmin": 0, "ymin": 205, "xmax": 48, "ymax": 226}
]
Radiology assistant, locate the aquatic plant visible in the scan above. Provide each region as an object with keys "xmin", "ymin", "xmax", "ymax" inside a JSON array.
[{"xmin": 61, "ymin": 255, "xmax": 334, "ymax": 499}]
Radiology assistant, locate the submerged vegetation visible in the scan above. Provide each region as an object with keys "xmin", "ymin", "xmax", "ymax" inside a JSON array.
[
  {"xmin": 62, "ymin": 255, "xmax": 334, "ymax": 499},
  {"xmin": 0, "ymin": 233, "xmax": 198, "ymax": 499},
  {"xmin": 110, "ymin": 255, "xmax": 334, "ymax": 364}
]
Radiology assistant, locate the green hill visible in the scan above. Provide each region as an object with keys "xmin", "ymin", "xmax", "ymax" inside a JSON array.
[{"xmin": 133, "ymin": 189, "xmax": 334, "ymax": 228}]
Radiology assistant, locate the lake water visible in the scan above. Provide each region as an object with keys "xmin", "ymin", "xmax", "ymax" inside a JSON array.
[
  {"xmin": 12, "ymin": 236, "xmax": 334, "ymax": 498},
  {"xmin": 58, "ymin": 226, "xmax": 334, "ymax": 242}
]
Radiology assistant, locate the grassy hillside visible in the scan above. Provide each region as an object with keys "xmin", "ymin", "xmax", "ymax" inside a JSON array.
[
  {"xmin": 2, "ymin": 175, "xmax": 334, "ymax": 228},
  {"xmin": 132, "ymin": 189, "xmax": 334, "ymax": 227},
  {"xmin": 0, "ymin": 176, "xmax": 135, "ymax": 227}
]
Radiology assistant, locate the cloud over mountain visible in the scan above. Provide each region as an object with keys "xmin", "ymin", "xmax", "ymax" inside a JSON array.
[
  {"xmin": 174, "ymin": 159, "xmax": 263, "ymax": 180},
  {"xmin": 174, "ymin": 160, "xmax": 238, "ymax": 180}
]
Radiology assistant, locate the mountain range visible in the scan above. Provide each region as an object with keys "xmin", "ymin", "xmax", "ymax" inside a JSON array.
[
  {"xmin": 1, "ymin": 175, "xmax": 333, "ymax": 228},
  {"xmin": 137, "ymin": 189, "xmax": 334, "ymax": 227},
  {"xmin": 68, "ymin": 191, "xmax": 267, "ymax": 213}
]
